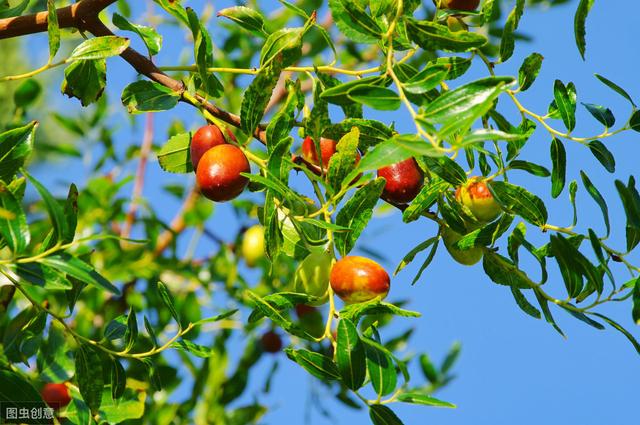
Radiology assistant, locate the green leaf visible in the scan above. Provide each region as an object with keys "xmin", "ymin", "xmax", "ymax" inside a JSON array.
[
  {"xmin": 121, "ymin": 80, "xmax": 180, "ymax": 113},
  {"xmin": 580, "ymin": 171, "xmax": 610, "ymax": 235},
  {"xmin": 550, "ymin": 235, "xmax": 583, "ymax": 298},
  {"xmin": 172, "ymin": 340, "xmax": 214, "ymax": 358},
  {"xmin": 518, "ymin": 52, "xmax": 543, "ymax": 91},
  {"xmin": 15, "ymin": 263, "xmax": 72, "ymax": 290},
  {"xmin": 420, "ymin": 76, "xmax": 514, "ymax": 137},
  {"xmin": 61, "ymin": 59, "xmax": 107, "ymax": 107},
  {"xmin": 38, "ymin": 322, "xmax": 75, "ymax": 382},
  {"xmin": 336, "ymin": 318, "xmax": 366, "ymax": 390},
  {"xmin": 560, "ymin": 305, "xmax": 605, "ymax": 330},
  {"xmin": 0, "ymin": 0, "xmax": 29, "ymax": 19},
  {"xmin": 0, "ymin": 184, "xmax": 29, "ymax": 253},
  {"xmin": 157, "ymin": 132, "xmax": 192, "ymax": 174},
  {"xmin": 124, "ymin": 307, "xmax": 138, "ymax": 352},
  {"xmin": 483, "ymin": 251, "xmax": 533, "ymax": 289},
  {"xmin": 553, "ymin": 80, "xmax": 577, "ymax": 131},
  {"xmin": 284, "ymin": 348, "xmax": 341, "ymax": 380},
  {"xmin": 69, "ymin": 36, "xmax": 130, "ymax": 61},
  {"xmin": 489, "ymin": 181, "xmax": 548, "ymax": 226},
  {"xmin": 419, "ymin": 353, "xmax": 439, "ymax": 383},
  {"xmin": 423, "ymin": 156, "xmax": 467, "ymax": 186},
  {"xmin": 594, "ymin": 74, "xmax": 635, "ymax": 107},
  {"xmin": 157, "ymin": 281, "xmax": 181, "ymax": 325},
  {"xmin": 111, "ymin": 358, "xmax": 126, "ymax": 399},
  {"xmin": 24, "ymin": 170, "xmax": 68, "ymax": 246},
  {"xmin": 186, "ymin": 8, "xmax": 222, "ymax": 97},
  {"xmin": 550, "ymin": 138, "xmax": 566, "ymax": 198},
  {"xmin": 405, "ymin": 18, "xmax": 487, "ymax": 52},
  {"xmin": 397, "ymin": 392, "xmax": 456, "ymax": 408},
  {"xmin": 454, "ymin": 214, "xmax": 514, "ymax": 250},
  {"xmin": 499, "ymin": 0, "xmax": 525, "ymax": 62},
  {"xmin": 38, "ymin": 254, "xmax": 120, "ymax": 295},
  {"xmin": 241, "ymin": 57, "xmax": 284, "ymax": 134},
  {"xmin": 327, "ymin": 127, "xmax": 361, "ymax": 192},
  {"xmin": 328, "ymin": 0, "xmax": 383, "ymax": 43},
  {"xmin": 335, "ymin": 178, "xmax": 385, "ymax": 256},
  {"xmin": 152, "ymin": 0, "xmax": 189, "ymax": 26},
  {"xmin": 320, "ymin": 75, "xmax": 389, "ymax": 106},
  {"xmin": 511, "ymin": 287, "xmax": 542, "ymax": 319},
  {"xmin": 260, "ymin": 27, "xmax": 305, "ymax": 67},
  {"xmin": 97, "ymin": 388, "xmax": 146, "ymax": 423},
  {"xmin": 193, "ymin": 309, "xmax": 239, "ymax": 326},
  {"xmin": 588, "ymin": 140, "xmax": 616, "ymax": 173},
  {"xmin": 534, "ymin": 288, "xmax": 565, "ymax": 338},
  {"xmin": 0, "ymin": 121, "xmax": 36, "ymax": 183},
  {"xmin": 632, "ymin": 277, "xmax": 640, "ymax": 325},
  {"xmin": 460, "ymin": 128, "xmax": 528, "ymax": 145},
  {"xmin": 582, "ymin": 103, "xmax": 615, "ymax": 128},
  {"xmin": 13, "ymin": 79, "xmax": 42, "ymax": 108},
  {"xmin": 340, "ymin": 299, "xmax": 421, "ymax": 323},
  {"xmin": 364, "ymin": 339, "xmax": 396, "ymax": 397},
  {"xmin": 631, "ymin": 110, "xmax": 640, "ymax": 133},
  {"xmin": 75, "ymin": 344, "xmax": 104, "ymax": 414},
  {"xmin": 62, "ymin": 183, "xmax": 78, "ymax": 244},
  {"xmin": 218, "ymin": 6, "xmax": 268, "ymax": 37},
  {"xmin": 113, "ymin": 13, "xmax": 162, "ymax": 56},
  {"xmin": 348, "ymin": 86, "xmax": 401, "ymax": 111},
  {"xmin": 395, "ymin": 237, "xmax": 438, "ymax": 274},
  {"xmin": 403, "ymin": 178, "xmax": 449, "ymax": 223},
  {"xmin": 246, "ymin": 291, "xmax": 315, "ymax": 340},
  {"xmin": 46, "ymin": 0, "xmax": 60, "ymax": 60},
  {"xmin": 323, "ymin": 119, "xmax": 393, "ymax": 150},
  {"xmin": 589, "ymin": 313, "xmax": 640, "ymax": 355},
  {"xmin": 615, "ymin": 178, "xmax": 640, "ymax": 251},
  {"xmin": 266, "ymin": 79, "xmax": 300, "ymax": 146},
  {"xmin": 402, "ymin": 64, "xmax": 448, "ymax": 94},
  {"xmin": 369, "ymin": 404, "xmax": 404, "ymax": 425},
  {"xmin": 508, "ymin": 160, "xmax": 550, "ymax": 177},
  {"xmin": 574, "ymin": 0, "xmax": 595, "ymax": 60}
]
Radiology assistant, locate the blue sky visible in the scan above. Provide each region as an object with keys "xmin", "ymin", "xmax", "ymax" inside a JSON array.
[{"xmin": 19, "ymin": 0, "xmax": 640, "ymax": 424}]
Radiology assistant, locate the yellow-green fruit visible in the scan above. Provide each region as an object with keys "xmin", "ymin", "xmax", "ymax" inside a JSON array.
[
  {"xmin": 446, "ymin": 16, "xmax": 467, "ymax": 32},
  {"xmin": 241, "ymin": 225, "xmax": 265, "ymax": 267},
  {"xmin": 455, "ymin": 177, "xmax": 502, "ymax": 223},
  {"xmin": 442, "ymin": 227, "xmax": 483, "ymax": 266},
  {"xmin": 294, "ymin": 252, "xmax": 332, "ymax": 305}
]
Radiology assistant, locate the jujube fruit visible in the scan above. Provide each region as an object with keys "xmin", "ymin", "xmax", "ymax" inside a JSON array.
[
  {"xmin": 442, "ymin": 227, "xmax": 483, "ymax": 266},
  {"xmin": 260, "ymin": 330, "xmax": 283, "ymax": 353},
  {"xmin": 444, "ymin": 0, "xmax": 480, "ymax": 11},
  {"xmin": 377, "ymin": 158, "xmax": 424, "ymax": 204},
  {"xmin": 295, "ymin": 304, "xmax": 316, "ymax": 318},
  {"xmin": 196, "ymin": 144, "xmax": 250, "ymax": 202},
  {"xmin": 294, "ymin": 251, "xmax": 332, "ymax": 305},
  {"xmin": 455, "ymin": 177, "xmax": 502, "ymax": 223},
  {"xmin": 41, "ymin": 383, "xmax": 71, "ymax": 409},
  {"xmin": 330, "ymin": 256, "xmax": 390, "ymax": 304},
  {"xmin": 241, "ymin": 224, "xmax": 265, "ymax": 267},
  {"xmin": 190, "ymin": 124, "xmax": 228, "ymax": 170}
]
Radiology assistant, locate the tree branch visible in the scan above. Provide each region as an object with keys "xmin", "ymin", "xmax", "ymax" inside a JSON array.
[{"xmin": 0, "ymin": 0, "xmax": 267, "ymax": 143}]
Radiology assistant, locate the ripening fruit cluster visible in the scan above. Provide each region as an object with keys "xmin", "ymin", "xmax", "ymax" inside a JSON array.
[
  {"xmin": 202, "ymin": 121, "xmax": 503, "ymax": 311},
  {"xmin": 191, "ymin": 124, "xmax": 250, "ymax": 202}
]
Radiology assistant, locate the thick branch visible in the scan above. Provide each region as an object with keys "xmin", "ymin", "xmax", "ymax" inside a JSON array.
[{"xmin": 0, "ymin": 0, "xmax": 116, "ymax": 38}]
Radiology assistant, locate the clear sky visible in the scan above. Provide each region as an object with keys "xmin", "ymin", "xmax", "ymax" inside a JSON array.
[{"xmin": 20, "ymin": 0, "xmax": 640, "ymax": 424}]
